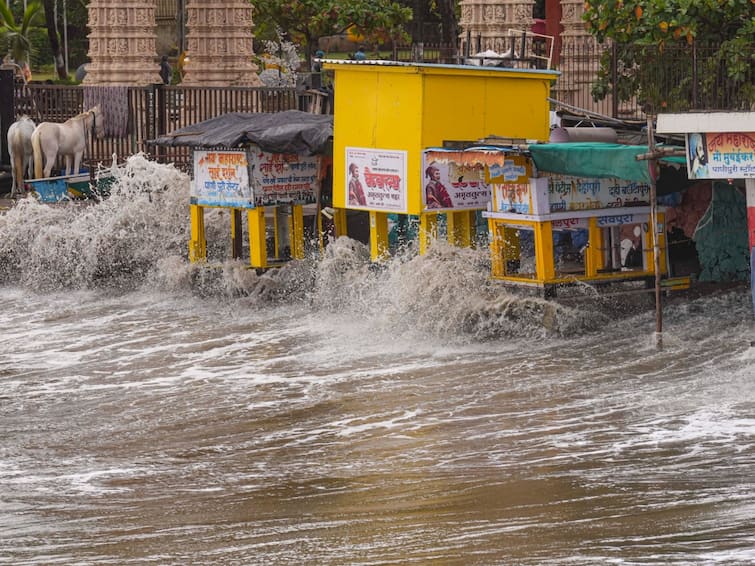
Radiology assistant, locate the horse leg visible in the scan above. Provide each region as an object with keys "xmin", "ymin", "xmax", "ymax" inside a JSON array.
[
  {"xmin": 73, "ymin": 152, "xmax": 82, "ymax": 176},
  {"xmin": 63, "ymin": 155, "xmax": 73, "ymax": 177},
  {"xmin": 43, "ymin": 149, "xmax": 56, "ymax": 178},
  {"xmin": 10, "ymin": 151, "xmax": 20, "ymax": 197},
  {"xmin": 25, "ymin": 153, "xmax": 33, "ymax": 184}
]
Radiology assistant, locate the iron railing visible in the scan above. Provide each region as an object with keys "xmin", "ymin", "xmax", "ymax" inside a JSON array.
[
  {"xmin": 12, "ymin": 83, "xmax": 300, "ymax": 171},
  {"xmin": 393, "ymin": 39, "xmax": 754, "ymax": 120}
]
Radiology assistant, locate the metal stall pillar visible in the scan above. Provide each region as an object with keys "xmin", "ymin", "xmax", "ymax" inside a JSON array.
[
  {"xmin": 369, "ymin": 211, "xmax": 390, "ymax": 261},
  {"xmin": 290, "ymin": 204, "xmax": 305, "ymax": 259},
  {"xmin": 189, "ymin": 204, "xmax": 207, "ymax": 262},
  {"xmin": 533, "ymin": 220, "xmax": 556, "ymax": 283},
  {"xmin": 247, "ymin": 207, "xmax": 268, "ymax": 268},
  {"xmin": 447, "ymin": 210, "xmax": 475, "ymax": 248},
  {"xmin": 419, "ymin": 212, "xmax": 438, "ymax": 256},
  {"xmin": 230, "ymin": 209, "xmax": 243, "ymax": 259},
  {"xmin": 585, "ymin": 217, "xmax": 603, "ymax": 277}
]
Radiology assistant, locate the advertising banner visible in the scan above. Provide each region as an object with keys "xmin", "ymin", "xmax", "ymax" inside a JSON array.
[
  {"xmin": 192, "ymin": 149, "xmax": 253, "ymax": 208},
  {"xmin": 686, "ymin": 132, "xmax": 755, "ymax": 179},
  {"xmin": 546, "ymin": 174, "xmax": 651, "ymax": 212},
  {"xmin": 250, "ymin": 151, "xmax": 319, "ymax": 206},
  {"xmin": 420, "ymin": 155, "xmax": 491, "ymax": 211},
  {"xmin": 747, "ymin": 180, "xmax": 755, "ymax": 318},
  {"xmin": 345, "ymin": 147, "xmax": 407, "ymax": 212}
]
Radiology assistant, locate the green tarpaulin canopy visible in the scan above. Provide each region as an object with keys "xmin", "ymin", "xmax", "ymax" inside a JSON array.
[{"xmin": 528, "ymin": 142, "xmax": 686, "ymax": 184}]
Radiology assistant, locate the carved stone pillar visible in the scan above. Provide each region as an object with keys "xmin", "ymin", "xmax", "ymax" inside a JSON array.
[
  {"xmin": 182, "ymin": 0, "xmax": 262, "ymax": 87},
  {"xmin": 553, "ymin": 0, "xmax": 608, "ymax": 113},
  {"xmin": 84, "ymin": 0, "xmax": 161, "ymax": 85},
  {"xmin": 458, "ymin": 0, "xmax": 534, "ymax": 56}
]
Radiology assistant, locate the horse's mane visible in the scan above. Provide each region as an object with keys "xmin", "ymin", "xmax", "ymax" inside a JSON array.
[{"xmin": 72, "ymin": 107, "xmax": 99, "ymax": 120}]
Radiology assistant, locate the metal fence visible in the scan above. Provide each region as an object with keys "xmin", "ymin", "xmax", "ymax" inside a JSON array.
[
  {"xmin": 393, "ymin": 39, "xmax": 754, "ymax": 120},
  {"xmin": 546, "ymin": 41, "xmax": 754, "ymax": 120},
  {"xmin": 12, "ymin": 83, "xmax": 300, "ymax": 172},
  {"xmin": 9, "ymin": 40, "xmax": 752, "ymax": 172}
]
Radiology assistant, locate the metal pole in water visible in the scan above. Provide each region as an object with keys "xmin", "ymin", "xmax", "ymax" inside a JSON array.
[{"xmin": 647, "ymin": 115, "xmax": 663, "ymax": 345}]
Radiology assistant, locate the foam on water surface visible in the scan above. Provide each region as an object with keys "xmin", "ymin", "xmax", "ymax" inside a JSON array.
[{"xmin": 1, "ymin": 156, "xmax": 754, "ymax": 565}]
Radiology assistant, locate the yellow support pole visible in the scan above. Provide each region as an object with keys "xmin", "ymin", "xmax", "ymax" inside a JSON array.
[
  {"xmin": 247, "ymin": 207, "xmax": 267, "ymax": 269},
  {"xmin": 447, "ymin": 210, "xmax": 474, "ymax": 248},
  {"xmin": 585, "ymin": 217, "xmax": 602, "ymax": 277},
  {"xmin": 489, "ymin": 220, "xmax": 504, "ymax": 278},
  {"xmin": 189, "ymin": 204, "xmax": 206, "ymax": 262},
  {"xmin": 290, "ymin": 204, "xmax": 305, "ymax": 259},
  {"xmin": 369, "ymin": 210, "xmax": 390, "ymax": 261},
  {"xmin": 419, "ymin": 212, "xmax": 438, "ymax": 255},
  {"xmin": 533, "ymin": 220, "xmax": 555, "ymax": 283},
  {"xmin": 334, "ymin": 208, "xmax": 347, "ymax": 237}
]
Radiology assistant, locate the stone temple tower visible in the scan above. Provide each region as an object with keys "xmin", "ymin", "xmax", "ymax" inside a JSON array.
[{"xmin": 84, "ymin": 0, "xmax": 262, "ymax": 87}]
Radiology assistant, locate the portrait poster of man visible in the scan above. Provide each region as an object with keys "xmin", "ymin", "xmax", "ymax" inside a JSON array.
[
  {"xmin": 345, "ymin": 147, "xmax": 407, "ymax": 212},
  {"xmin": 421, "ymin": 158, "xmax": 491, "ymax": 212},
  {"xmin": 686, "ymin": 132, "xmax": 755, "ymax": 179}
]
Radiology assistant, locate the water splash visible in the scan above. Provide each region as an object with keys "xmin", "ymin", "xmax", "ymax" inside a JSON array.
[
  {"xmin": 0, "ymin": 155, "xmax": 689, "ymax": 339},
  {"xmin": 0, "ymin": 154, "xmax": 192, "ymax": 291}
]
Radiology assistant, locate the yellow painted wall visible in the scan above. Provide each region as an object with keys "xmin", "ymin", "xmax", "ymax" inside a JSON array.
[{"xmin": 326, "ymin": 62, "xmax": 558, "ymax": 216}]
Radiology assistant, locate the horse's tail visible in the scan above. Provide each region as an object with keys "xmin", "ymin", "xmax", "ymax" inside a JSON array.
[{"xmin": 32, "ymin": 127, "xmax": 43, "ymax": 179}]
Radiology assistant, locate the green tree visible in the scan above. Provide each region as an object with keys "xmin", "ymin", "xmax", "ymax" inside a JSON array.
[
  {"xmin": 583, "ymin": 0, "xmax": 755, "ymax": 110},
  {"xmin": 40, "ymin": 0, "xmax": 67, "ymax": 79},
  {"xmin": 0, "ymin": 1, "xmax": 43, "ymax": 66},
  {"xmin": 252, "ymin": 0, "xmax": 412, "ymax": 69}
]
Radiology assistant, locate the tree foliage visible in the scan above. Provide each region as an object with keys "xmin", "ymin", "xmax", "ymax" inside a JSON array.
[
  {"xmin": 252, "ymin": 0, "xmax": 412, "ymax": 68},
  {"xmin": 583, "ymin": 0, "xmax": 755, "ymax": 110},
  {"xmin": 0, "ymin": 1, "xmax": 43, "ymax": 65}
]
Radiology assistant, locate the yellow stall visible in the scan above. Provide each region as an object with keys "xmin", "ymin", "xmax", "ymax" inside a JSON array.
[
  {"xmin": 322, "ymin": 60, "xmax": 559, "ymax": 261},
  {"xmin": 478, "ymin": 142, "xmax": 673, "ymax": 296},
  {"xmin": 149, "ymin": 111, "xmax": 333, "ymax": 269}
]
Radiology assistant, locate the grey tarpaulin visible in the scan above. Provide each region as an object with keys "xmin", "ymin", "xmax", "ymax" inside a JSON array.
[{"xmin": 147, "ymin": 110, "xmax": 333, "ymax": 155}]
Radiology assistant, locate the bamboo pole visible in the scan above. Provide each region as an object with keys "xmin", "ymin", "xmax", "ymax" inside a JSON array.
[{"xmin": 646, "ymin": 115, "xmax": 663, "ymax": 346}]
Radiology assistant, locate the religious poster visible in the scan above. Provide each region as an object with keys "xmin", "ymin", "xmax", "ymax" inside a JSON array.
[
  {"xmin": 192, "ymin": 149, "xmax": 253, "ymax": 208},
  {"xmin": 345, "ymin": 147, "xmax": 407, "ymax": 212},
  {"xmin": 546, "ymin": 174, "xmax": 651, "ymax": 212},
  {"xmin": 421, "ymin": 156, "xmax": 491, "ymax": 211},
  {"xmin": 249, "ymin": 150, "xmax": 320, "ymax": 207},
  {"xmin": 686, "ymin": 132, "xmax": 755, "ymax": 179}
]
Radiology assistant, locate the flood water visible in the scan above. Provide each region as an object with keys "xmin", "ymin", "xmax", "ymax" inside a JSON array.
[{"xmin": 1, "ymin": 156, "xmax": 754, "ymax": 565}]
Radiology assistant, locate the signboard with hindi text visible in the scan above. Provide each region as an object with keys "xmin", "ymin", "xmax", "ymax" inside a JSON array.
[
  {"xmin": 546, "ymin": 174, "xmax": 651, "ymax": 212},
  {"xmin": 250, "ymin": 150, "xmax": 319, "ymax": 207},
  {"xmin": 686, "ymin": 132, "xmax": 755, "ymax": 179},
  {"xmin": 192, "ymin": 149, "xmax": 253, "ymax": 208},
  {"xmin": 192, "ymin": 149, "xmax": 320, "ymax": 209},
  {"xmin": 345, "ymin": 147, "xmax": 407, "ymax": 212}
]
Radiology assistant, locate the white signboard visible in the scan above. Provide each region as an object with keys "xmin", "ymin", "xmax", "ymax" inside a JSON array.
[
  {"xmin": 193, "ymin": 149, "xmax": 253, "ymax": 208},
  {"xmin": 250, "ymin": 151, "xmax": 319, "ymax": 206},
  {"xmin": 345, "ymin": 147, "xmax": 407, "ymax": 212},
  {"xmin": 547, "ymin": 174, "xmax": 651, "ymax": 212}
]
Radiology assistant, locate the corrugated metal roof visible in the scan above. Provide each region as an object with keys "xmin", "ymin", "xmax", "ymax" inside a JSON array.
[{"xmin": 319, "ymin": 58, "xmax": 560, "ymax": 76}]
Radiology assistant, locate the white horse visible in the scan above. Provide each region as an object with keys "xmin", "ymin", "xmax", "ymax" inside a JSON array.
[
  {"xmin": 31, "ymin": 105, "xmax": 104, "ymax": 179},
  {"xmin": 7, "ymin": 115, "xmax": 36, "ymax": 197}
]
